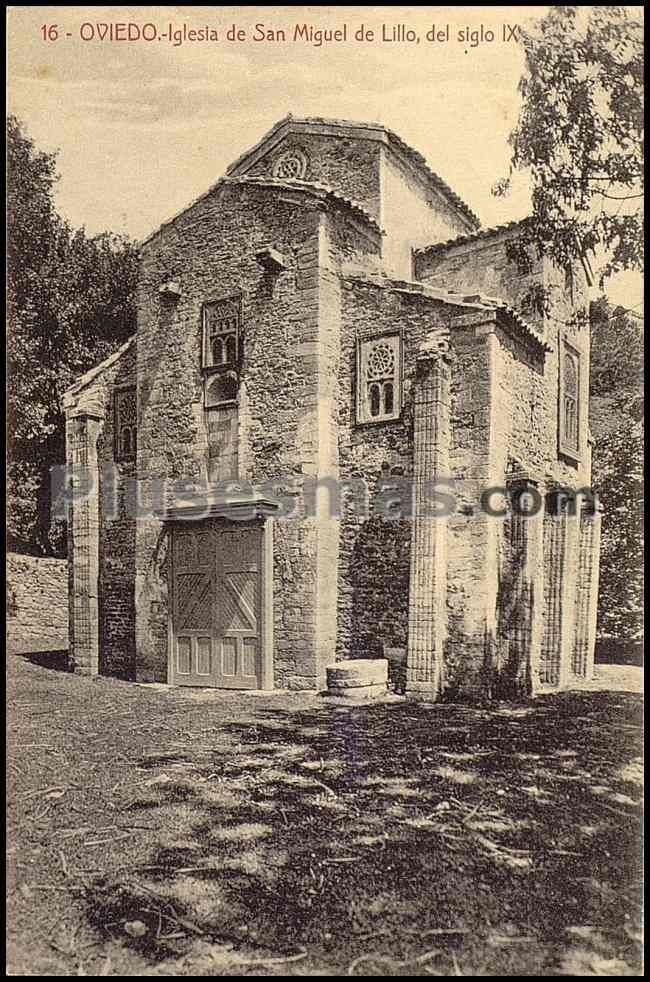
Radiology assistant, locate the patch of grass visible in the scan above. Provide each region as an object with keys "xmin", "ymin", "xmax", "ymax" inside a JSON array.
[{"xmin": 7, "ymin": 656, "xmax": 643, "ymax": 976}]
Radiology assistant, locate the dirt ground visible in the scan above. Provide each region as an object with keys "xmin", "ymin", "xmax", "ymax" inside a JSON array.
[{"xmin": 6, "ymin": 656, "xmax": 643, "ymax": 976}]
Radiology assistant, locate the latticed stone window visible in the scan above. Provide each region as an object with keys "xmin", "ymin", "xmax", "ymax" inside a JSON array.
[
  {"xmin": 559, "ymin": 342, "xmax": 580, "ymax": 460},
  {"xmin": 202, "ymin": 296, "xmax": 240, "ymax": 370},
  {"xmin": 114, "ymin": 387, "xmax": 137, "ymax": 461},
  {"xmin": 272, "ymin": 149, "xmax": 308, "ymax": 181},
  {"xmin": 357, "ymin": 334, "xmax": 402, "ymax": 423}
]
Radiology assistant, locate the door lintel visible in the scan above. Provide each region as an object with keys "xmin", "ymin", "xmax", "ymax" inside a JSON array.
[{"xmin": 155, "ymin": 489, "xmax": 280, "ymax": 523}]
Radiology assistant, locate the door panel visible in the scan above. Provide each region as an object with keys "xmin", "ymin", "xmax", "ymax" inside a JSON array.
[
  {"xmin": 176, "ymin": 636, "xmax": 191, "ymax": 676},
  {"xmin": 170, "ymin": 524, "xmax": 263, "ymax": 688},
  {"xmin": 196, "ymin": 636, "xmax": 212, "ymax": 676},
  {"xmin": 212, "ymin": 527, "xmax": 262, "ymax": 688},
  {"xmin": 171, "ymin": 527, "xmax": 217, "ymax": 686}
]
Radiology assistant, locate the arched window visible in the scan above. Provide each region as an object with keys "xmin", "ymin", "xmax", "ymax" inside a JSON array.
[
  {"xmin": 202, "ymin": 298, "xmax": 240, "ymax": 369},
  {"xmin": 358, "ymin": 335, "xmax": 401, "ymax": 423},
  {"xmin": 225, "ymin": 334, "xmax": 237, "ymax": 365},
  {"xmin": 383, "ymin": 381, "xmax": 394, "ymax": 416},
  {"xmin": 211, "ymin": 336, "xmax": 225, "ymax": 365},
  {"xmin": 205, "ymin": 371, "xmax": 238, "ymax": 408},
  {"xmin": 369, "ymin": 383, "xmax": 381, "ymax": 417},
  {"xmin": 114, "ymin": 388, "xmax": 137, "ymax": 461},
  {"xmin": 559, "ymin": 344, "xmax": 580, "ymax": 458}
]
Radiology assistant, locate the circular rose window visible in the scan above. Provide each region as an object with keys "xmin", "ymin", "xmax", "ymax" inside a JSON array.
[
  {"xmin": 367, "ymin": 343, "xmax": 396, "ymax": 380},
  {"xmin": 273, "ymin": 150, "xmax": 308, "ymax": 180}
]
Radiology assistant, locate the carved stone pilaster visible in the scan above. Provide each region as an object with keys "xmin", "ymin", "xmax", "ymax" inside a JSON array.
[
  {"xmin": 539, "ymin": 488, "xmax": 579, "ymax": 688},
  {"xmin": 406, "ymin": 337, "xmax": 453, "ymax": 699},
  {"xmin": 502, "ymin": 476, "xmax": 545, "ymax": 695},
  {"xmin": 66, "ymin": 411, "xmax": 102, "ymax": 676},
  {"xmin": 572, "ymin": 501, "xmax": 603, "ymax": 678}
]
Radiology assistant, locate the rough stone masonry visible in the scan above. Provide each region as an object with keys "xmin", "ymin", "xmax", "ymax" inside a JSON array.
[{"xmin": 62, "ymin": 114, "xmax": 601, "ymax": 700}]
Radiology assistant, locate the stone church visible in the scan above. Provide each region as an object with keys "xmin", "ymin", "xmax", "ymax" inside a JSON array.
[{"xmin": 63, "ymin": 115, "xmax": 601, "ymax": 700}]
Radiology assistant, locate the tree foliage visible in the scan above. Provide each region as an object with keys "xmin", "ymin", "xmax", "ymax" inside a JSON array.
[
  {"xmin": 496, "ymin": 5, "xmax": 643, "ymax": 286},
  {"xmin": 590, "ymin": 296, "xmax": 644, "ymax": 396},
  {"xmin": 7, "ymin": 115, "xmax": 138, "ymax": 555},
  {"xmin": 589, "ymin": 297, "xmax": 644, "ymax": 648}
]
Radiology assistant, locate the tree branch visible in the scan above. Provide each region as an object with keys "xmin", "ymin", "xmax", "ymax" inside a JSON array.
[{"xmin": 593, "ymin": 191, "xmax": 644, "ymax": 201}]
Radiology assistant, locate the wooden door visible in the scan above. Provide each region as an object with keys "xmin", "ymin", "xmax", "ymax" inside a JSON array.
[
  {"xmin": 213, "ymin": 526, "xmax": 262, "ymax": 689},
  {"xmin": 170, "ymin": 526, "xmax": 216, "ymax": 686},
  {"xmin": 170, "ymin": 524, "xmax": 263, "ymax": 688}
]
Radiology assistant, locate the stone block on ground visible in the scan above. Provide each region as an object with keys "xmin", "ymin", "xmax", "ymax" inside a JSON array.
[{"xmin": 326, "ymin": 658, "xmax": 388, "ymax": 698}]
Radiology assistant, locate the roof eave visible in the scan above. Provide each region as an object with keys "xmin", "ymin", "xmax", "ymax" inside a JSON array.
[
  {"xmin": 63, "ymin": 336, "xmax": 135, "ymax": 410},
  {"xmin": 226, "ymin": 176, "xmax": 383, "ymax": 234},
  {"xmin": 414, "ymin": 218, "xmax": 532, "ymax": 259}
]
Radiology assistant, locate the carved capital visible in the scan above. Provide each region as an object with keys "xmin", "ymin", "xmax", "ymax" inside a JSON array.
[{"xmin": 415, "ymin": 335, "xmax": 454, "ymax": 377}]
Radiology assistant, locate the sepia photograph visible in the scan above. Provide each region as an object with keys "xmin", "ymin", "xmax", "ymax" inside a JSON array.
[{"xmin": 6, "ymin": 4, "xmax": 643, "ymax": 976}]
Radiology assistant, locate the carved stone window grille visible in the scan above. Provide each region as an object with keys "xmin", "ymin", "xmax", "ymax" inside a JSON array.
[
  {"xmin": 202, "ymin": 297, "xmax": 240, "ymax": 371},
  {"xmin": 357, "ymin": 335, "xmax": 401, "ymax": 423},
  {"xmin": 272, "ymin": 149, "xmax": 308, "ymax": 181},
  {"xmin": 559, "ymin": 342, "xmax": 580, "ymax": 460},
  {"xmin": 114, "ymin": 387, "xmax": 137, "ymax": 461}
]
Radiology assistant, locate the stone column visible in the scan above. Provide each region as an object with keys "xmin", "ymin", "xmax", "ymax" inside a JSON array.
[
  {"xmin": 572, "ymin": 501, "xmax": 603, "ymax": 679},
  {"xmin": 503, "ymin": 476, "xmax": 545, "ymax": 696},
  {"xmin": 406, "ymin": 337, "xmax": 453, "ymax": 699},
  {"xmin": 540, "ymin": 489, "xmax": 579, "ymax": 688},
  {"xmin": 67, "ymin": 412, "xmax": 102, "ymax": 676}
]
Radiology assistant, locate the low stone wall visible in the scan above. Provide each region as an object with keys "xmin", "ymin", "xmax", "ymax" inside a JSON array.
[{"xmin": 6, "ymin": 553, "xmax": 69, "ymax": 654}]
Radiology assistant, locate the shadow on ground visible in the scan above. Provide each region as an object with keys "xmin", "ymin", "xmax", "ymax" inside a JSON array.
[
  {"xmin": 7, "ymin": 658, "xmax": 643, "ymax": 976},
  {"xmin": 14, "ymin": 648, "xmax": 71, "ymax": 673},
  {"xmin": 84, "ymin": 695, "xmax": 643, "ymax": 975}
]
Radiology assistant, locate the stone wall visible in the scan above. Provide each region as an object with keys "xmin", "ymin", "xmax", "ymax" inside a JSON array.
[
  {"xmin": 98, "ymin": 345, "xmax": 138, "ymax": 678},
  {"xmin": 243, "ymin": 127, "xmax": 474, "ymax": 281},
  {"xmin": 7, "ymin": 553, "xmax": 68, "ymax": 654},
  {"xmin": 380, "ymin": 149, "xmax": 470, "ymax": 279},
  {"xmin": 336, "ymin": 277, "xmax": 429, "ymax": 660},
  {"xmin": 417, "ymin": 229, "xmax": 596, "ymax": 695},
  {"xmin": 334, "ymin": 274, "xmax": 502, "ymax": 697},
  {"xmin": 63, "ymin": 121, "xmax": 598, "ymax": 698},
  {"xmin": 64, "ymin": 341, "xmax": 138, "ymax": 678},
  {"xmin": 415, "ymin": 227, "xmax": 547, "ymax": 337},
  {"xmin": 416, "ymin": 227, "xmax": 592, "ymax": 488},
  {"xmin": 246, "ymin": 132, "xmax": 382, "ymax": 221},
  {"xmin": 136, "ymin": 179, "xmax": 381, "ymax": 688}
]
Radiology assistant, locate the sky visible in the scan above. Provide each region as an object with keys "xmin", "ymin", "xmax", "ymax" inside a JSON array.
[{"xmin": 7, "ymin": 4, "xmax": 643, "ymax": 311}]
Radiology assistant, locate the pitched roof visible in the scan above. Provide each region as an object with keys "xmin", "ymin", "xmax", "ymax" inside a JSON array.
[
  {"xmin": 62, "ymin": 336, "xmax": 135, "ymax": 408},
  {"xmin": 226, "ymin": 114, "xmax": 480, "ymax": 229},
  {"xmin": 140, "ymin": 171, "xmax": 383, "ymax": 248},
  {"xmin": 140, "ymin": 114, "xmax": 482, "ymax": 247},
  {"xmin": 226, "ymin": 176, "xmax": 383, "ymax": 233},
  {"xmin": 341, "ymin": 271, "xmax": 551, "ymax": 353},
  {"xmin": 414, "ymin": 219, "xmax": 529, "ymax": 258}
]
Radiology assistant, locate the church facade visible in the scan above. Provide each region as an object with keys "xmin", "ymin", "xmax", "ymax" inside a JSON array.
[{"xmin": 63, "ymin": 115, "xmax": 602, "ymax": 700}]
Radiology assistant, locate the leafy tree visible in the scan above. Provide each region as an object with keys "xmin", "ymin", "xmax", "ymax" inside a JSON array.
[
  {"xmin": 590, "ymin": 296, "xmax": 644, "ymax": 396},
  {"xmin": 495, "ymin": 5, "xmax": 643, "ymax": 287},
  {"xmin": 589, "ymin": 297, "xmax": 644, "ymax": 651},
  {"xmin": 7, "ymin": 115, "xmax": 138, "ymax": 555},
  {"xmin": 591, "ymin": 405, "xmax": 643, "ymax": 648},
  {"xmin": 497, "ymin": 6, "xmax": 644, "ymax": 652}
]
